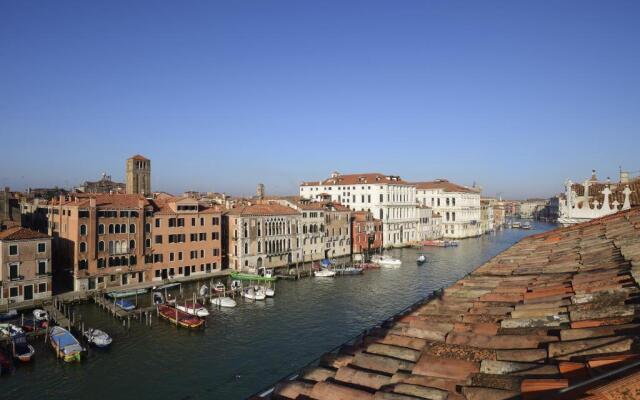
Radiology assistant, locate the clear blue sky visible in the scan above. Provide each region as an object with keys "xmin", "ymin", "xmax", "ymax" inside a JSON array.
[{"xmin": 1, "ymin": 1, "xmax": 638, "ymax": 199}]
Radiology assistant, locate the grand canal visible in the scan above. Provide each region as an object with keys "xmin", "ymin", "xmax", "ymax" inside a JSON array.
[{"xmin": 3, "ymin": 222, "xmax": 555, "ymax": 400}]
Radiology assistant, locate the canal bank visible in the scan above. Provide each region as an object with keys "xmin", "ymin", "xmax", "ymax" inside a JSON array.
[{"xmin": 1, "ymin": 222, "xmax": 556, "ymax": 400}]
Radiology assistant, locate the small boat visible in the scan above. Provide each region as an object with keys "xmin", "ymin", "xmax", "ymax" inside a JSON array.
[
  {"xmin": 176, "ymin": 301, "xmax": 210, "ymax": 318},
  {"xmin": 336, "ymin": 266, "xmax": 364, "ymax": 275},
  {"xmin": 260, "ymin": 286, "xmax": 275, "ymax": 297},
  {"xmin": 199, "ymin": 284, "xmax": 209, "ymax": 297},
  {"xmin": 417, "ymin": 254, "xmax": 427, "ymax": 264},
  {"xmin": 230, "ymin": 280, "xmax": 242, "ymax": 292},
  {"xmin": 522, "ymin": 222, "xmax": 532, "ymax": 230},
  {"xmin": 445, "ymin": 240, "xmax": 459, "ymax": 247},
  {"xmin": 258, "ymin": 267, "xmax": 274, "ymax": 278},
  {"xmin": 242, "ymin": 286, "xmax": 266, "ymax": 300},
  {"xmin": 153, "ymin": 291, "xmax": 165, "ymax": 305},
  {"xmin": 49, "ymin": 326, "xmax": 83, "ymax": 362},
  {"xmin": 33, "ymin": 309, "xmax": 49, "ymax": 322},
  {"xmin": 0, "ymin": 309, "xmax": 18, "ymax": 322},
  {"xmin": 371, "ymin": 255, "xmax": 402, "ymax": 267},
  {"xmin": 11, "ymin": 333, "xmax": 35, "ymax": 362},
  {"xmin": 0, "ymin": 349, "xmax": 13, "ymax": 375},
  {"xmin": 84, "ymin": 328, "xmax": 113, "ymax": 348},
  {"xmin": 157, "ymin": 304, "xmax": 204, "ymax": 329},
  {"xmin": 314, "ymin": 268, "xmax": 336, "ymax": 277},
  {"xmin": 107, "ymin": 288, "xmax": 148, "ymax": 299},
  {"xmin": 0, "ymin": 323, "xmax": 23, "ymax": 337},
  {"xmin": 511, "ymin": 221, "xmax": 522, "ymax": 229},
  {"xmin": 211, "ymin": 297, "xmax": 237, "ymax": 308},
  {"xmin": 114, "ymin": 299, "xmax": 136, "ymax": 311},
  {"xmin": 360, "ymin": 262, "xmax": 380, "ymax": 270},
  {"xmin": 213, "ymin": 281, "xmax": 226, "ymax": 292}
]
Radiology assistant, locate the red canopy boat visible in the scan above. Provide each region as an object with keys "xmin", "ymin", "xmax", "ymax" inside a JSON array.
[{"xmin": 157, "ymin": 304, "xmax": 204, "ymax": 329}]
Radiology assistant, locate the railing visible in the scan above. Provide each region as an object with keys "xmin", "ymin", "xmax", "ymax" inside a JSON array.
[
  {"xmin": 247, "ymin": 286, "xmax": 447, "ymax": 399},
  {"xmin": 9, "ymin": 275, "xmax": 24, "ymax": 282}
]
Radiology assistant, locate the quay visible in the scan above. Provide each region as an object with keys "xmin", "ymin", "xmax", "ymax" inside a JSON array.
[{"xmin": 252, "ymin": 207, "xmax": 640, "ymax": 400}]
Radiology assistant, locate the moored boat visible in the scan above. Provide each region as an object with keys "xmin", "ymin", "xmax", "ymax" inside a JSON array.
[
  {"xmin": 371, "ymin": 255, "xmax": 402, "ymax": 267},
  {"xmin": 522, "ymin": 222, "xmax": 532, "ymax": 230},
  {"xmin": 0, "ymin": 309, "xmax": 18, "ymax": 322},
  {"xmin": 11, "ymin": 333, "xmax": 35, "ymax": 362},
  {"xmin": 157, "ymin": 304, "xmax": 204, "ymax": 328},
  {"xmin": 114, "ymin": 299, "xmax": 136, "ymax": 311},
  {"xmin": 335, "ymin": 265, "xmax": 364, "ymax": 275},
  {"xmin": 213, "ymin": 281, "xmax": 226, "ymax": 292},
  {"xmin": 175, "ymin": 301, "xmax": 210, "ymax": 318},
  {"xmin": 241, "ymin": 286, "xmax": 266, "ymax": 300},
  {"xmin": 314, "ymin": 268, "xmax": 336, "ymax": 277},
  {"xmin": 49, "ymin": 326, "xmax": 83, "ymax": 362},
  {"xmin": 211, "ymin": 296, "xmax": 237, "ymax": 308},
  {"xmin": 107, "ymin": 288, "xmax": 148, "ymax": 299},
  {"xmin": 84, "ymin": 328, "xmax": 113, "ymax": 348}
]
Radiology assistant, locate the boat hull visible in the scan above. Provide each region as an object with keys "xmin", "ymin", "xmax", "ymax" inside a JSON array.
[
  {"xmin": 211, "ymin": 297, "xmax": 237, "ymax": 308},
  {"xmin": 157, "ymin": 305, "xmax": 204, "ymax": 329}
]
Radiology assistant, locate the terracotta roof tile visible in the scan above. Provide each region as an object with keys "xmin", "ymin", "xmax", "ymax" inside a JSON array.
[{"xmin": 0, "ymin": 226, "xmax": 50, "ymax": 241}]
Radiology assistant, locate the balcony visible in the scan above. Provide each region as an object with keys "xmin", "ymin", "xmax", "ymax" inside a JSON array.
[{"xmin": 9, "ymin": 275, "xmax": 24, "ymax": 282}]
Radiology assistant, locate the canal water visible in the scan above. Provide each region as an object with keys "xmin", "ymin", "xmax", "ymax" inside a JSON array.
[{"xmin": 2, "ymin": 222, "xmax": 555, "ymax": 400}]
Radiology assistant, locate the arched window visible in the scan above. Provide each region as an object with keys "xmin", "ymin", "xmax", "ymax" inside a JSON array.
[
  {"xmin": 129, "ymin": 240, "xmax": 135, "ymax": 250},
  {"xmin": 121, "ymin": 256, "xmax": 128, "ymax": 266},
  {"xmin": 79, "ymin": 242, "xmax": 87, "ymax": 252},
  {"xmin": 120, "ymin": 224, "xmax": 126, "ymax": 233},
  {"xmin": 145, "ymin": 238, "xmax": 151, "ymax": 248},
  {"xmin": 115, "ymin": 224, "xmax": 121, "ymax": 234},
  {"xmin": 258, "ymin": 241, "xmax": 261, "ymax": 252},
  {"xmin": 98, "ymin": 224, "xmax": 104, "ymax": 234},
  {"xmin": 109, "ymin": 224, "xmax": 114, "ymax": 234},
  {"xmin": 108, "ymin": 241, "xmax": 114, "ymax": 254},
  {"xmin": 129, "ymin": 224, "xmax": 136, "ymax": 234},
  {"xmin": 115, "ymin": 241, "xmax": 122, "ymax": 254},
  {"xmin": 98, "ymin": 241, "xmax": 104, "ymax": 252},
  {"xmin": 244, "ymin": 242, "xmax": 248, "ymax": 254},
  {"xmin": 122, "ymin": 240, "xmax": 128, "ymax": 252}
]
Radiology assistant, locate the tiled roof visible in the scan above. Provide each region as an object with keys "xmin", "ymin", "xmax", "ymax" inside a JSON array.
[
  {"xmin": 267, "ymin": 206, "xmax": 640, "ymax": 400},
  {"xmin": 225, "ymin": 203, "xmax": 300, "ymax": 217},
  {"xmin": 302, "ymin": 173, "xmax": 408, "ymax": 187},
  {"xmin": 150, "ymin": 197, "xmax": 222, "ymax": 215},
  {"xmin": 413, "ymin": 179, "xmax": 479, "ymax": 194},
  {"xmin": 130, "ymin": 154, "xmax": 149, "ymax": 161},
  {"xmin": 50, "ymin": 194, "xmax": 149, "ymax": 208},
  {"xmin": 0, "ymin": 226, "xmax": 50, "ymax": 241}
]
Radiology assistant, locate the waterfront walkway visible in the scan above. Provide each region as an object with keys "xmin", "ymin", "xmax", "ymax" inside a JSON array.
[{"xmin": 259, "ymin": 208, "xmax": 640, "ymax": 400}]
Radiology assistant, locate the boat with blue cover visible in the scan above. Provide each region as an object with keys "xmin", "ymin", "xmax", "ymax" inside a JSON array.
[
  {"xmin": 115, "ymin": 299, "xmax": 136, "ymax": 311},
  {"xmin": 49, "ymin": 326, "xmax": 83, "ymax": 362},
  {"xmin": 107, "ymin": 288, "xmax": 148, "ymax": 299}
]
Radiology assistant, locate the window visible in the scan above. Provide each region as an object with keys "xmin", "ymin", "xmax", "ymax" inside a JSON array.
[
  {"xmin": 38, "ymin": 282, "xmax": 47, "ymax": 293},
  {"xmin": 98, "ymin": 224, "xmax": 105, "ymax": 234},
  {"xmin": 109, "ymin": 224, "xmax": 114, "ymax": 234},
  {"xmin": 37, "ymin": 242, "xmax": 46, "ymax": 253},
  {"xmin": 9, "ymin": 245, "xmax": 18, "ymax": 256},
  {"xmin": 212, "ymin": 217, "xmax": 219, "ymax": 225},
  {"xmin": 169, "ymin": 218, "xmax": 176, "ymax": 227},
  {"xmin": 145, "ymin": 223, "xmax": 150, "ymax": 233},
  {"xmin": 129, "ymin": 224, "xmax": 136, "ymax": 234},
  {"xmin": 129, "ymin": 240, "xmax": 136, "ymax": 250},
  {"xmin": 200, "ymin": 218, "xmax": 204, "ymax": 226},
  {"xmin": 9, "ymin": 287, "xmax": 18, "ymax": 298},
  {"xmin": 177, "ymin": 218, "xmax": 184, "ymax": 227},
  {"xmin": 211, "ymin": 232, "xmax": 219, "ymax": 240},
  {"xmin": 155, "ymin": 219, "xmax": 161, "ymax": 228},
  {"xmin": 178, "ymin": 252, "xmax": 183, "ymax": 261},
  {"xmin": 155, "ymin": 270, "xmax": 161, "ymax": 278},
  {"xmin": 145, "ymin": 238, "xmax": 151, "ymax": 248},
  {"xmin": 80, "ymin": 224, "xmax": 87, "ymax": 236},
  {"xmin": 199, "ymin": 233, "xmax": 206, "ymax": 241},
  {"xmin": 155, "ymin": 235, "xmax": 163, "ymax": 244},
  {"xmin": 170, "ymin": 253, "xmax": 174, "ymax": 262},
  {"xmin": 38, "ymin": 260, "xmax": 47, "ymax": 275},
  {"xmin": 191, "ymin": 218, "xmax": 196, "ymax": 226},
  {"xmin": 79, "ymin": 242, "xmax": 87, "ymax": 252}
]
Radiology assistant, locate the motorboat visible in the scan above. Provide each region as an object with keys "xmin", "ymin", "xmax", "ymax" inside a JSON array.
[
  {"xmin": 258, "ymin": 267, "xmax": 274, "ymax": 278},
  {"xmin": 445, "ymin": 240, "xmax": 459, "ymax": 247},
  {"xmin": 417, "ymin": 254, "xmax": 427, "ymax": 264},
  {"xmin": 314, "ymin": 268, "xmax": 336, "ymax": 277},
  {"xmin": 371, "ymin": 255, "xmax": 402, "ymax": 267},
  {"xmin": 522, "ymin": 222, "xmax": 532, "ymax": 230},
  {"xmin": 107, "ymin": 288, "xmax": 148, "ymax": 299},
  {"xmin": 153, "ymin": 291, "xmax": 165, "ymax": 305},
  {"xmin": 260, "ymin": 285, "xmax": 275, "ymax": 297},
  {"xmin": 33, "ymin": 309, "xmax": 49, "ymax": 322},
  {"xmin": 360, "ymin": 262, "xmax": 380, "ymax": 270},
  {"xmin": 157, "ymin": 304, "xmax": 204, "ymax": 329},
  {"xmin": 199, "ymin": 284, "xmax": 209, "ymax": 297},
  {"xmin": 213, "ymin": 281, "xmax": 226, "ymax": 293},
  {"xmin": 335, "ymin": 265, "xmax": 364, "ymax": 275},
  {"xmin": 230, "ymin": 280, "xmax": 242, "ymax": 292},
  {"xmin": 83, "ymin": 328, "xmax": 113, "ymax": 348},
  {"xmin": 242, "ymin": 286, "xmax": 266, "ymax": 301},
  {"xmin": 11, "ymin": 333, "xmax": 35, "ymax": 362},
  {"xmin": 176, "ymin": 301, "xmax": 210, "ymax": 318},
  {"xmin": 114, "ymin": 299, "xmax": 136, "ymax": 311},
  {"xmin": 511, "ymin": 221, "xmax": 522, "ymax": 229},
  {"xmin": 0, "ymin": 323, "xmax": 23, "ymax": 337},
  {"xmin": 0, "ymin": 309, "xmax": 18, "ymax": 322},
  {"xmin": 211, "ymin": 296, "xmax": 237, "ymax": 308},
  {"xmin": 49, "ymin": 326, "xmax": 83, "ymax": 362}
]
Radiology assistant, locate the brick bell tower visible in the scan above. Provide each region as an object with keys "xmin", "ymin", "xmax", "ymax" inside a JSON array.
[{"xmin": 126, "ymin": 155, "xmax": 151, "ymax": 197}]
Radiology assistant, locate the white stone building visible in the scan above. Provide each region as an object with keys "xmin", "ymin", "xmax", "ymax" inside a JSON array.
[
  {"xmin": 300, "ymin": 172, "xmax": 418, "ymax": 248},
  {"xmin": 414, "ymin": 180, "xmax": 482, "ymax": 239},
  {"xmin": 416, "ymin": 206, "xmax": 443, "ymax": 241}
]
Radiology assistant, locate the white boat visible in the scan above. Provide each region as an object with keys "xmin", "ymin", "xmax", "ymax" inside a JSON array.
[
  {"xmin": 371, "ymin": 255, "xmax": 402, "ymax": 267},
  {"xmin": 84, "ymin": 328, "xmax": 113, "ymax": 348},
  {"xmin": 175, "ymin": 301, "xmax": 210, "ymax": 317},
  {"xmin": 33, "ymin": 309, "xmax": 49, "ymax": 322},
  {"xmin": 260, "ymin": 286, "xmax": 275, "ymax": 297},
  {"xmin": 199, "ymin": 284, "xmax": 209, "ymax": 297},
  {"xmin": 242, "ymin": 286, "xmax": 266, "ymax": 301},
  {"xmin": 314, "ymin": 269, "xmax": 336, "ymax": 277},
  {"xmin": 417, "ymin": 255, "xmax": 427, "ymax": 264},
  {"xmin": 211, "ymin": 297, "xmax": 237, "ymax": 308},
  {"xmin": 0, "ymin": 323, "xmax": 23, "ymax": 337},
  {"xmin": 213, "ymin": 281, "xmax": 226, "ymax": 292},
  {"xmin": 230, "ymin": 280, "xmax": 242, "ymax": 292}
]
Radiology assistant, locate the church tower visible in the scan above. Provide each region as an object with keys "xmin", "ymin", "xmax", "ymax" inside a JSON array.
[{"xmin": 126, "ymin": 155, "xmax": 151, "ymax": 196}]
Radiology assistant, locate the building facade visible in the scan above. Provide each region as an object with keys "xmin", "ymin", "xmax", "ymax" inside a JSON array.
[
  {"xmin": 225, "ymin": 203, "xmax": 302, "ymax": 272},
  {"xmin": 76, "ymin": 173, "xmax": 126, "ymax": 194},
  {"xmin": 0, "ymin": 227, "xmax": 52, "ymax": 307},
  {"xmin": 149, "ymin": 197, "xmax": 223, "ymax": 281},
  {"xmin": 416, "ymin": 206, "xmax": 443, "ymax": 241},
  {"xmin": 322, "ymin": 202, "xmax": 351, "ymax": 259},
  {"xmin": 479, "ymin": 199, "xmax": 495, "ymax": 234},
  {"xmin": 351, "ymin": 211, "xmax": 383, "ymax": 256},
  {"xmin": 518, "ymin": 199, "xmax": 549, "ymax": 219},
  {"xmin": 300, "ymin": 172, "xmax": 418, "ymax": 248},
  {"xmin": 414, "ymin": 180, "xmax": 482, "ymax": 239},
  {"xmin": 126, "ymin": 155, "xmax": 151, "ymax": 197}
]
